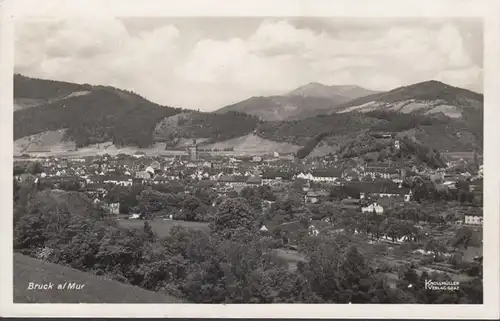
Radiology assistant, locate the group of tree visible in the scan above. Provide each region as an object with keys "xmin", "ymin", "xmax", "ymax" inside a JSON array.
[
  {"xmin": 13, "ymin": 161, "xmax": 43, "ymax": 176},
  {"xmin": 12, "ymin": 181, "xmax": 483, "ymax": 304},
  {"xmin": 408, "ymin": 177, "xmax": 480, "ymax": 206},
  {"xmin": 239, "ymin": 185, "xmax": 276, "ymax": 212}
]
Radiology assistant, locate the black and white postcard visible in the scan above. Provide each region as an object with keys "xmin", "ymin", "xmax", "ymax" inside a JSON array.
[{"xmin": 1, "ymin": 0, "xmax": 499, "ymax": 319}]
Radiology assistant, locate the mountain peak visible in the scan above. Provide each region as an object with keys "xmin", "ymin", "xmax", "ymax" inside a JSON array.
[{"xmin": 287, "ymin": 82, "xmax": 378, "ymax": 100}]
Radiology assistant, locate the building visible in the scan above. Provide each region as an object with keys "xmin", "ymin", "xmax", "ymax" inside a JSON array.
[
  {"xmin": 150, "ymin": 161, "xmax": 161, "ymax": 170},
  {"xmin": 101, "ymin": 175, "xmax": 133, "ymax": 187},
  {"xmin": 305, "ymin": 191, "xmax": 321, "ymax": 204},
  {"xmin": 218, "ymin": 175, "xmax": 249, "ymax": 188},
  {"xmin": 308, "ymin": 224, "xmax": 320, "ymax": 236},
  {"xmin": 361, "ymin": 202, "xmax": 384, "ymax": 214},
  {"xmin": 261, "ymin": 170, "xmax": 293, "ymax": 186},
  {"xmin": 340, "ymin": 198, "xmax": 361, "ymax": 211},
  {"xmin": 363, "ymin": 166, "xmax": 400, "ymax": 180},
  {"xmin": 246, "ymin": 176, "xmax": 262, "ymax": 186},
  {"xmin": 464, "ymin": 214, "xmax": 483, "ymax": 225},
  {"xmin": 304, "ymin": 190, "xmax": 329, "ymax": 204},
  {"xmin": 394, "ymin": 139, "xmax": 400, "ymax": 150},
  {"xmin": 102, "ymin": 202, "xmax": 120, "ymax": 217},
  {"xmin": 310, "ymin": 168, "xmax": 342, "ymax": 183},
  {"xmin": 136, "ymin": 170, "xmax": 152, "ymax": 179},
  {"xmin": 353, "ymin": 181, "xmax": 411, "ymax": 199},
  {"xmin": 188, "ymin": 139, "xmax": 198, "ymax": 161}
]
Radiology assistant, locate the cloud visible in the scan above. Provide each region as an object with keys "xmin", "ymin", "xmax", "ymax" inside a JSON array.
[{"xmin": 15, "ymin": 17, "xmax": 483, "ymax": 111}]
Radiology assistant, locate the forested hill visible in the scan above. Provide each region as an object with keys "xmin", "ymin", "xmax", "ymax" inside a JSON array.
[
  {"xmin": 14, "ymin": 81, "xmax": 183, "ymax": 148},
  {"xmin": 14, "ymin": 75, "xmax": 482, "ymax": 153},
  {"xmin": 335, "ymin": 133, "xmax": 447, "ymax": 169},
  {"xmin": 14, "ymin": 75, "xmax": 259, "ymax": 149},
  {"xmin": 264, "ymin": 110, "xmax": 481, "ymax": 158}
]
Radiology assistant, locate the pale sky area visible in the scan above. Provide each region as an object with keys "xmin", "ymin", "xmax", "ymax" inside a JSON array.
[{"xmin": 15, "ymin": 17, "xmax": 483, "ymax": 111}]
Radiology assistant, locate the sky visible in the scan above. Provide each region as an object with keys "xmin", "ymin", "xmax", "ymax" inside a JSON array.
[{"xmin": 14, "ymin": 17, "xmax": 483, "ymax": 111}]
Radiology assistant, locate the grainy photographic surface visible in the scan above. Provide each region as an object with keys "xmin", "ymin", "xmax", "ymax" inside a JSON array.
[{"xmin": 12, "ymin": 16, "xmax": 484, "ymax": 304}]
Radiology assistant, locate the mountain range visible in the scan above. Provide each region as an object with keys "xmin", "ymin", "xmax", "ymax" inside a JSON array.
[
  {"xmin": 13, "ymin": 74, "xmax": 483, "ymax": 157},
  {"xmin": 215, "ymin": 83, "xmax": 379, "ymax": 121}
]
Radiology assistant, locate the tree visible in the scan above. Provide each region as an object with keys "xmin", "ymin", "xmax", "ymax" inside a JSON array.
[
  {"xmin": 26, "ymin": 162, "xmax": 43, "ymax": 175},
  {"xmin": 451, "ymin": 226, "xmax": 474, "ymax": 250},
  {"xmin": 14, "ymin": 213, "xmax": 46, "ymax": 250},
  {"xmin": 300, "ymin": 236, "xmax": 383, "ymax": 303},
  {"xmin": 143, "ymin": 221, "xmax": 156, "ymax": 242},
  {"xmin": 424, "ymin": 237, "xmax": 447, "ymax": 258},
  {"xmin": 181, "ymin": 196, "xmax": 203, "ymax": 221},
  {"xmin": 211, "ymin": 198, "xmax": 259, "ymax": 240}
]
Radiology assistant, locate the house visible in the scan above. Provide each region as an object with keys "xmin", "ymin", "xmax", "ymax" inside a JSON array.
[
  {"xmin": 196, "ymin": 180, "xmax": 217, "ymax": 189},
  {"xmin": 354, "ymin": 181, "xmax": 411, "ymax": 199},
  {"xmin": 304, "ymin": 190, "xmax": 329, "ymax": 204},
  {"xmin": 246, "ymin": 176, "xmax": 262, "ymax": 186},
  {"xmin": 150, "ymin": 161, "xmax": 161, "ymax": 170},
  {"xmin": 363, "ymin": 166, "xmax": 400, "ymax": 180},
  {"xmin": 464, "ymin": 214, "xmax": 483, "ymax": 225},
  {"xmin": 261, "ymin": 170, "xmax": 292, "ymax": 186},
  {"xmin": 340, "ymin": 198, "xmax": 361, "ymax": 211},
  {"xmin": 102, "ymin": 175, "xmax": 133, "ymax": 187},
  {"xmin": 136, "ymin": 171, "xmax": 152, "ymax": 179},
  {"xmin": 310, "ymin": 168, "xmax": 342, "ymax": 183},
  {"xmin": 361, "ymin": 202, "xmax": 384, "ymax": 214},
  {"xmin": 305, "ymin": 191, "xmax": 321, "ymax": 204},
  {"xmin": 343, "ymin": 169, "xmax": 359, "ymax": 181},
  {"xmin": 308, "ymin": 224, "xmax": 320, "ymax": 236},
  {"xmin": 153, "ymin": 175, "xmax": 168, "ymax": 185},
  {"xmin": 218, "ymin": 175, "xmax": 249, "ymax": 189},
  {"xmin": 102, "ymin": 202, "xmax": 120, "ymax": 215},
  {"xmin": 296, "ymin": 172, "xmax": 314, "ymax": 181}
]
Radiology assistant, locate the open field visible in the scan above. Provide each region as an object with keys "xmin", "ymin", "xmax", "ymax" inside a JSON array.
[
  {"xmin": 118, "ymin": 219, "xmax": 210, "ymax": 237},
  {"xmin": 14, "ymin": 253, "xmax": 185, "ymax": 303},
  {"xmin": 201, "ymin": 133, "xmax": 301, "ymax": 154}
]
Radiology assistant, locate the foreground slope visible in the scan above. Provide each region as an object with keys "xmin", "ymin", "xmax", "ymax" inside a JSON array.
[{"xmin": 14, "ymin": 253, "xmax": 185, "ymax": 303}]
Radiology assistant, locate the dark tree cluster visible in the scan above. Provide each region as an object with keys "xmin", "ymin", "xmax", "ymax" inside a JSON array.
[{"xmin": 169, "ymin": 111, "xmax": 260, "ymax": 143}]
